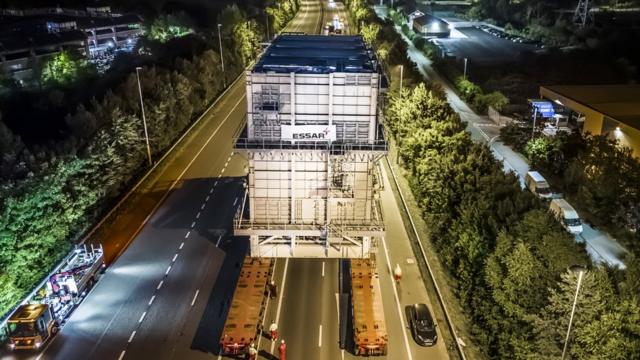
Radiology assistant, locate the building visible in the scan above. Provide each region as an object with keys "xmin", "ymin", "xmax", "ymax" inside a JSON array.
[
  {"xmin": 413, "ymin": 13, "xmax": 450, "ymax": 37},
  {"xmin": 0, "ymin": 6, "xmax": 142, "ymax": 82},
  {"xmin": 540, "ymin": 85, "xmax": 640, "ymax": 157},
  {"xmin": 234, "ymin": 35, "xmax": 386, "ymax": 258}
]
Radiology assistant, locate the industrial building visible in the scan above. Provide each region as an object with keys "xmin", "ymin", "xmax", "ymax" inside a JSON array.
[
  {"xmin": 234, "ymin": 35, "xmax": 386, "ymax": 258},
  {"xmin": 540, "ymin": 85, "xmax": 640, "ymax": 157}
]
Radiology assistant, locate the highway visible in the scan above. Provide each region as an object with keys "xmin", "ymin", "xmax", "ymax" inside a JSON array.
[{"xmin": 1, "ymin": 1, "xmax": 450, "ymax": 360}]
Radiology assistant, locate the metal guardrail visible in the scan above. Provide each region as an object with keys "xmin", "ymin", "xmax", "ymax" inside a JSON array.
[
  {"xmin": 384, "ymin": 156, "xmax": 468, "ymax": 360},
  {"xmin": 235, "ymin": 138, "xmax": 388, "ymax": 153}
]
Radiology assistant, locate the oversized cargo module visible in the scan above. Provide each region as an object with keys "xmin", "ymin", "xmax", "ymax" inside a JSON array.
[
  {"xmin": 350, "ymin": 257, "xmax": 388, "ymax": 356},
  {"xmin": 219, "ymin": 257, "xmax": 274, "ymax": 355}
]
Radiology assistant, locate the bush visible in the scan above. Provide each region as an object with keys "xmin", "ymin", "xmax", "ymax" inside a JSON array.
[{"xmin": 455, "ymin": 76, "xmax": 483, "ymax": 104}]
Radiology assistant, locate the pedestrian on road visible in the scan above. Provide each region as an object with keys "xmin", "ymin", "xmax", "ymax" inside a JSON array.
[
  {"xmin": 248, "ymin": 342, "xmax": 257, "ymax": 360},
  {"xmin": 269, "ymin": 280, "xmax": 278, "ymax": 299},
  {"xmin": 393, "ymin": 263, "xmax": 402, "ymax": 282},
  {"xmin": 269, "ymin": 322, "xmax": 278, "ymax": 341},
  {"xmin": 279, "ymin": 339, "xmax": 286, "ymax": 360}
]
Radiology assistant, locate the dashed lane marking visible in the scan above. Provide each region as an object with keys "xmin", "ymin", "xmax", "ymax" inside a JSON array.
[
  {"xmin": 233, "ymin": 198, "xmax": 238, "ymax": 206},
  {"xmin": 172, "ymin": 254, "xmax": 178, "ymax": 262},
  {"xmin": 318, "ymin": 325, "xmax": 322, "ymax": 347},
  {"xmin": 201, "ymin": 203, "xmax": 206, "ymax": 210},
  {"xmin": 118, "ymin": 350, "xmax": 126, "ymax": 360},
  {"xmin": 128, "ymin": 331, "xmax": 136, "ymax": 343},
  {"xmin": 139, "ymin": 312, "xmax": 146, "ymax": 323},
  {"xmin": 216, "ymin": 235, "xmax": 223, "ymax": 247},
  {"xmin": 165, "ymin": 266, "xmax": 172, "ymax": 275},
  {"xmin": 191, "ymin": 289, "xmax": 200, "ymax": 306},
  {"xmin": 148, "ymin": 296, "xmax": 155, "ymax": 306},
  {"xmin": 179, "ymin": 242, "xmax": 184, "ymax": 250},
  {"xmin": 185, "ymin": 231, "xmax": 190, "ymax": 238},
  {"xmin": 191, "ymin": 221, "xmax": 196, "ymax": 228},
  {"xmin": 157, "ymin": 280, "xmax": 163, "ymax": 290},
  {"xmin": 196, "ymin": 212, "xmax": 201, "ymax": 219},
  {"xmin": 205, "ymin": 195, "xmax": 210, "ymax": 202}
]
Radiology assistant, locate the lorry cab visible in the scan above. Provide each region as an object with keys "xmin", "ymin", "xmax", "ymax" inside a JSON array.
[
  {"xmin": 7, "ymin": 304, "xmax": 58, "ymax": 351},
  {"xmin": 525, "ymin": 171, "xmax": 552, "ymax": 199},
  {"xmin": 549, "ymin": 198, "xmax": 583, "ymax": 235}
]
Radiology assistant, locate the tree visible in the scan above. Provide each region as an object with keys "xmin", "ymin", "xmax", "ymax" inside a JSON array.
[
  {"xmin": 146, "ymin": 14, "xmax": 193, "ymax": 43},
  {"xmin": 41, "ymin": 51, "xmax": 83, "ymax": 86},
  {"xmin": 233, "ymin": 20, "xmax": 262, "ymax": 66},
  {"xmin": 360, "ymin": 23, "xmax": 380, "ymax": 47}
]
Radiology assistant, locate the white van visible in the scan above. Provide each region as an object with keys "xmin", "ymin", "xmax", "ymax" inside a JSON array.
[
  {"xmin": 549, "ymin": 198, "xmax": 583, "ymax": 234},
  {"xmin": 525, "ymin": 171, "xmax": 552, "ymax": 199}
]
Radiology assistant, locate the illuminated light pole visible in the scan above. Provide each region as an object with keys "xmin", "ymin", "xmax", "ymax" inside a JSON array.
[
  {"xmin": 217, "ymin": 23, "xmax": 226, "ymax": 88},
  {"xmin": 135, "ymin": 67, "xmax": 152, "ymax": 167},
  {"xmin": 463, "ymin": 57, "xmax": 468, "ymax": 80},
  {"xmin": 561, "ymin": 265, "xmax": 587, "ymax": 360},
  {"xmin": 399, "ymin": 64, "xmax": 403, "ymax": 96}
]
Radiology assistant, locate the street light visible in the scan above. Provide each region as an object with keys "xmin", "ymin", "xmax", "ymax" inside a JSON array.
[
  {"xmin": 463, "ymin": 57, "xmax": 468, "ymax": 80},
  {"xmin": 135, "ymin": 67, "xmax": 152, "ymax": 167},
  {"xmin": 217, "ymin": 24, "xmax": 226, "ymax": 88},
  {"xmin": 399, "ymin": 64, "xmax": 403, "ymax": 96},
  {"xmin": 561, "ymin": 265, "xmax": 587, "ymax": 360}
]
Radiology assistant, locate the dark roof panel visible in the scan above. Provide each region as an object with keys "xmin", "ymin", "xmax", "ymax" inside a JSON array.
[{"xmin": 253, "ymin": 35, "xmax": 377, "ymax": 74}]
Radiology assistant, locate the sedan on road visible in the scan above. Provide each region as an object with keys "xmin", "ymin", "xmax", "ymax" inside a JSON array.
[{"xmin": 405, "ymin": 303, "xmax": 438, "ymax": 346}]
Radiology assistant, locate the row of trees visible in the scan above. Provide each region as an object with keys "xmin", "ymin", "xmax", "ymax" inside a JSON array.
[
  {"xmin": 0, "ymin": 2, "xmax": 276, "ymax": 318},
  {"xmin": 357, "ymin": 3, "xmax": 640, "ymax": 358},
  {"xmin": 502, "ymin": 124, "xmax": 640, "ymax": 254}
]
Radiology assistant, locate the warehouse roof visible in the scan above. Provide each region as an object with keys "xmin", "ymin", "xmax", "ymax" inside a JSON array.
[
  {"xmin": 253, "ymin": 35, "xmax": 377, "ymax": 74},
  {"xmin": 541, "ymin": 85, "xmax": 640, "ymax": 130}
]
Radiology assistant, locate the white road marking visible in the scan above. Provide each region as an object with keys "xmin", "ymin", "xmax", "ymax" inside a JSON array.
[
  {"xmin": 227, "ymin": 156, "xmax": 232, "ymax": 162},
  {"xmin": 138, "ymin": 312, "xmax": 146, "ymax": 323},
  {"xmin": 191, "ymin": 289, "xmax": 200, "ymax": 306},
  {"xmin": 205, "ymin": 195, "xmax": 210, "ymax": 202},
  {"xmin": 118, "ymin": 350, "xmax": 126, "ymax": 360},
  {"xmin": 201, "ymin": 203, "xmax": 206, "ymax": 210},
  {"xmin": 157, "ymin": 280, "xmax": 163, "ymax": 290},
  {"xmin": 217, "ymin": 174, "xmax": 221, "ymax": 178},
  {"xmin": 233, "ymin": 198, "xmax": 238, "ymax": 206},
  {"xmin": 318, "ymin": 324, "xmax": 323, "ymax": 347},
  {"xmin": 214, "ymin": 181, "xmax": 218, "ymax": 187},
  {"xmin": 216, "ymin": 235, "xmax": 223, "ymax": 247},
  {"xmin": 270, "ymin": 257, "xmax": 290, "ymax": 354},
  {"xmin": 196, "ymin": 212, "xmax": 201, "ymax": 219},
  {"xmin": 148, "ymin": 296, "xmax": 155, "ymax": 306},
  {"xmin": 128, "ymin": 331, "xmax": 136, "ymax": 343},
  {"xmin": 179, "ymin": 242, "xmax": 184, "ymax": 250},
  {"xmin": 209, "ymin": 187, "xmax": 214, "ymax": 194},
  {"xmin": 380, "ymin": 236, "xmax": 414, "ymax": 360},
  {"xmin": 165, "ymin": 266, "xmax": 172, "ymax": 275},
  {"xmin": 172, "ymin": 253, "xmax": 179, "ymax": 262},
  {"xmin": 185, "ymin": 231, "xmax": 191, "ymax": 238},
  {"xmin": 322, "ymin": 261, "xmax": 325, "ymax": 277},
  {"xmin": 191, "ymin": 221, "xmax": 196, "ymax": 228}
]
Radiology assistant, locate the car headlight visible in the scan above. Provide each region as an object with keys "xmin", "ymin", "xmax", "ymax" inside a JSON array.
[
  {"xmin": 8, "ymin": 342, "xmax": 15, "ymax": 350},
  {"xmin": 35, "ymin": 341, "xmax": 42, "ymax": 348}
]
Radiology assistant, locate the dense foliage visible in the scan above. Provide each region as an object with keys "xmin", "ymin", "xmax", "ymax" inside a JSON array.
[
  {"xmin": 0, "ymin": 0, "xmax": 296, "ymax": 318},
  {"xmin": 354, "ymin": 1, "xmax": 640, "ymax": 357}
]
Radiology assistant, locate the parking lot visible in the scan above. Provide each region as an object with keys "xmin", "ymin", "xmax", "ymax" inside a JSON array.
[{"xmin": 433, "ymin": 26, "xmax": 540, "ymax": 64}]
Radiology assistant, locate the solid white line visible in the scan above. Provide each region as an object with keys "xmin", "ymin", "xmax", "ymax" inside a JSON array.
[
  {"xmin": 138, "ymin": 312, "xmax": 146, "ymax": 323},
  {"xmin": 322, "ymin": 261, "xmax": 325, "ymax": 277},
  {"xmin": 270, "ymin": 258, "xmax": 289, "ymax": 354},
  {"xmin": 205, "ymin": 195, "xmax": 210, "ymax": 202},
  {"xmin": 118, "ymin": 350, "xmax": 126, "ymax": 360},
  {"xmin": 201, "ymin": 203, "xmax": 206, "ymax": 210},
  {"xmin": 172, "ymin": 253, "xmax": 178, "ymax": 262},
  {"xmin": 318, "ymin": 324, "xmax": 323, "ymax": 347},
  {"xmin": 165, "ymin": 266, "xmax": 172, "ymax": 275},
  {"xmin": 185, "ymin": 231, "xmax": 191, "ymax": 238},
  {"xmin": 157, "ymin": 280, "xmax": 163, "ymax": 290},
  {"xmin": 179, "ymin": 242, "xmax": 184, "ymax": 250},
  {"xmin": 196, "ymin": 212, "xmax": 201, "ymax": 219},
  {"xmin": 216, "ymin": 235, "xmax": 223, "ymax": 247},
  {"xmin": 148, "ymin": 296, "xmax": 155, "ymax": 306},
  {"xmin": 191, "ymin": 221, "xmax": 196, "ymax": 228},
  {"xmin": 191, "ymin": 289, "xmax": 200, "ymax": 306},
  {"xmin": 233, "ymin": 198, "xmax": 238, "ymax": 206},
  {"xmin": 128, "ymin": 330, "xmax": 136, "ymax": 343},
  {"xmin": 380, "ymin": 236, "xmax": 414, "ymax": 360}
]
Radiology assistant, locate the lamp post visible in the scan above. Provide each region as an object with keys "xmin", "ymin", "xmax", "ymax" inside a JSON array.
[
  {"xmin": 561, "ymin": 265, "xmax": 587, "ymax": 360},
  {"xmin": 399, "ymin": 64, "xmax": 403, "ymax": 96},
  {"xmin": 135, "ymin": 67, "xmax": 152, "ymax": 167},
  {"xmin": 463, "ymin": 57, "xmax": 468, "ymax": 80},
  {"xmin": 217, "ymin": 23, "xmax": 226, "ymax": 88}
]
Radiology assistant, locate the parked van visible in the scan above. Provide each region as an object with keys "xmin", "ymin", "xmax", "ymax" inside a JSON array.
[
  {"xmin": 525, "ymin": 171, "xmax": 552, "ymax": 199},
  {"xmin": 549, "ymin": 198, "xmax": 583, "ymax": 234}
]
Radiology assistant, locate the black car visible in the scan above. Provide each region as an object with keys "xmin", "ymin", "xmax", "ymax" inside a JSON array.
[{"xmin": 405, "ymin": 304, "xmax": 437, "ymax": 346}]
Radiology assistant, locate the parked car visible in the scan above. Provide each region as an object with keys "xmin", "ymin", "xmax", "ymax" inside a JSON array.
[
  {"xmin": 550, "ymin": 198, "xmax": 584, "ymax": 235},
  {"xmin": 405, "ymin": 304, "xmax": 437, "ymax": 346},
  {"xmin": 525, "ymin": 171, "xmax": 553, "ymax": 199}
]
